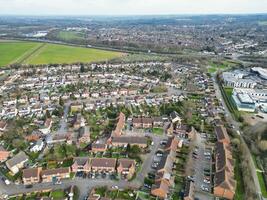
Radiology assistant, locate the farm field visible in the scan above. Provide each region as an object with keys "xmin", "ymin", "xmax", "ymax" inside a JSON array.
[
  {"xmin": 0, "ymin": 40, "xmax": 123, "ymax": 67},
  {"xmin": 0, "ymin": 41, "xmax": 40, "ymax": 66}
]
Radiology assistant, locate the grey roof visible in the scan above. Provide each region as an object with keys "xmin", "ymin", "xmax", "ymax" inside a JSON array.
[
  {"xmin": 112, "ymin": 136, "xmax": 148, "ymax": 145},
  {"xmin": 6, "ymin": 151, "xmax": 29, "ymax": 168},
  {"xmin": 73, "ymin": 157, "xmax": 89, "ymax": 166}
]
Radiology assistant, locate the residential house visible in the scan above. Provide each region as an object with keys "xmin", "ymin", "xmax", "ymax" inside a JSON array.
[
  {"xmin": 164, "ymin": 137, "xmax": 181, "ymax": 152},
  {"xmin": 112, "ymin": 112, "xmax": 125, "ymax": 137},
  {"xmin": 78, "ymin": 126, "xmax": 90, "ymax": 144},
  {"xmin": 132, "ymin": 118, "xmax": 142, "ymax": 128},
  {"xmin": 91, "ymin": 143, "xmax": 107, "ymax": 153},
  {"xmin": 170, "ymin": 111, "xmax": 181, "ymax": 124},
  {"xmin": 142, "ymin": 118, "xmax": 153, "ymax": 128},
  {"xmin": 30, "ymin": 139, "xmax": 44, "ymax": 152},
  {"xmin": 39, "ymin": 118, "xmax": 52, "ymax": 134},
  {"xmin": 91, "ymin": 158, "xmax": 116, "ymax": 173},
  {"xmin": 111, "ymin": 136, "xmax": 148, "ymax": 148},
  {"xmin": 72, "ymin": 157, "xmax": 91, "ymax": 173},
  {"xmin": 153, "ymin": 117, "xmax": 164, "ymax": 128},
  {"xmin": 22, "ymin": 167, "xmax": 42, "ymax": 185},
  {"xmin": 151, "ymin": 179, "xmax": 170, "ymax": 199},
  {"xmin": 0, "ymin": 146, "xmax": 9, "ymax": 162},
  {"xmin": 213, "ymin": 142, "xmax": 236, "ymax": 200},
  {"xmin": 166, "ymin": 123, "xmax": 174, "ymax": 136},
  {"xmin": 117, "ymin": 159, "xmax": 136, "ymax": 179},
  {"xmin": 215, "ymin": 126, "xmax": 230, "ymax": 144},
  {"xmin": 6, "ymin": 151, "xmax": 29, "ymax": 174},
  {"xmin": 132, "ymin": 117, "xmax": 153, "ymax": 128},
  {"xmin": 41, "ymin": 167, "xmax": 70, "ymax": 183}
]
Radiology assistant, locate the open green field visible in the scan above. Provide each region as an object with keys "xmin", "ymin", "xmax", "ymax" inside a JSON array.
[
  {"xmin": 208, "ymin": 60, "xmax": 241, "ymax": 73},
  {"xmin": 0, "ymin": 41, "xmax": 40, "ymax": 66},
  {"xmin": 0, "ymin": 40, "xmax": 123, "ymax": 67},
  {"xmin": 57, "ymin": 30, "xmax": 86, "ymax": 41}
]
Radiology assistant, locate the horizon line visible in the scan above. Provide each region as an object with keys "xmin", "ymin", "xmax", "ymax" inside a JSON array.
[{"xmin": 0, "ymin": 12, "xmax": 267, "ymax": 17}]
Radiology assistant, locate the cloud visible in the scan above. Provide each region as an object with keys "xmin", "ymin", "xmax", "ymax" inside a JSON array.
[{"xmin": 0, "ymin": 0, "xmax": 266, "ymax": 15}]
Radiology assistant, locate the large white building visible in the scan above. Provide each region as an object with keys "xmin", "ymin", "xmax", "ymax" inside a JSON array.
[
  {"xmin": 251, "ymin": 67, "xmax": 267, "ymax": 80},
  {"xmin": 232, "ymin": 88, "xmax": 267, "ymax": 112},
  {"xmin": 222, "ymin": 72, "xmax": 256, "ymax": 89}
]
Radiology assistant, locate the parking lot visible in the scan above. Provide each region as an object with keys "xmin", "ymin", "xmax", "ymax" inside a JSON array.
[
  {"xmin": 75, "ymin": 171, "xmax": 117, "ymax": 180},
  {"xmin": 191, "ymin": 132, "xmax": 213, "ymax": 200}
]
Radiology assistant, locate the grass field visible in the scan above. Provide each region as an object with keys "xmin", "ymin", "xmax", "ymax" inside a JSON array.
[
  {"xmin": 57, "ymin": 30, "xmax": 86, "ymax": 41},
  {"xmin": 234, "ymin": 156, "xmax": 245, "ymax": 200},
  {"xmin": 257, "ymin": 171, "xmax": 267, "ymax": 198},
  {"xmin": 0, "ymin": 41, "xmax": 40, "ymax": 66},
  {"xmin": 0, "ymin": 41, "xmax": 123, "ymax": 67}
]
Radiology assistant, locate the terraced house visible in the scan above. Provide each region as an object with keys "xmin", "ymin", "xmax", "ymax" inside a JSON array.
[
  {"xmin": 22, "ymin": 167, "xmax": 42, "ymax": 185},
  {"xmin": 214, "ymin": 126, "xmax": 236, "ymax": 200},
  {"xmin": 151, "ymin": 137, "xmax": 179, "ymax": 199},
  {"xmin": 41, "ymin": 167, "xmax": 71, "ymax": 183}
]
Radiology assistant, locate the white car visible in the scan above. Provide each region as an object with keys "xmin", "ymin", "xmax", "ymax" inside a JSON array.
[
  {"xmin": 204, "ymin": 179, "xmax": 210, "ymax": 184},
  {"xmin": 201, "ymin": 185, "xmax": 209, "ymax": 192},
  {"xmin": 4, "ymin": 179, "xmax": 10, "ymax": 185}
]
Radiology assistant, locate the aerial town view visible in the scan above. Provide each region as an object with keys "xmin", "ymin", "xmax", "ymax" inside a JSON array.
[{"xmin": 0, "ymin": 0, "xmax": 266, "ymax": 200}]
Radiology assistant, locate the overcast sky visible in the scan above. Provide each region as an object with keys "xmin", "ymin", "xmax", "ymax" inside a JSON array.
[{"xmin": 0, "ymin": 0, "xmax": 266, "ymax": 15}]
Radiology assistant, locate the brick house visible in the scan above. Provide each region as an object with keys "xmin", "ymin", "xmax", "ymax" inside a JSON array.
[
  {"xmin": 72, "ymin": 157, "xmax": 91, "ymax": 173},
  {"xmin": 91, "ymin": 158, "xmax": 116, "ymax": 173},
  {"xmin": 112, "ymin": 112, "xmax": 126, "ymax": 137},
  {"xmin": 78, "ymin": 126, "xmax": 90, "ymax": 144},
  {"xmin": 22, "ymin": 167, "xmax": 42, "ymax": 185},
  {"xmin": 0, "ymin": 146, "xmax": 9, "ymax": 162},
  {"xmin": 117, "ymin": 159, "xmax": 136, "ymax": 179},
  {"xmin": 132, "ymin": 118, "xmax": 142, "ymax": 128},
  {"xmin": 91, "ymin": 143, "xmax": 107, "ymax": 153},
  {"xmin": 215, "ymin": 126, "xmax": 230, "ymax": 144},
  {"xmin": 111, "ymin": 136, "xmax": 148, "ymax": 148},
  {"xmin": 41, "ymin": 167, "xmax": 70, "ymax": 183},
  {"xmin": 142, "ymin": 117, "xmax": 153, "ymax": 128},
  {"xmin": 164, "ymin": 137, "xmax": 180, "ymax": 152},
  {"xmin": 153, "ymin": 117, "xmax": 164, "ymax": 127},
  {"xmin": 213, "ymin": 142, "xmax": 236, "ymax": 200},
  {"xmin": 151, "ymin": 179, "xmax": 170, "ymax": 199}
]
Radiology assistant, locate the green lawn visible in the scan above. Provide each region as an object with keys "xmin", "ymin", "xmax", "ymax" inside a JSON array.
[
  {"xmin": 51, "ymin": 189, "xmax": 66, "ymax": 199},
  {"xmin": 152, "ymin": 127, "xmax": 164, "ymax": 135},
  {"xmin": 0, "ymin": 41, "xmax": 123, "ymax": 67},
  {"xmin": 0, "ymin": 41, "xmax": 39, "ymax": 66},
  {"xmin": 257, "ymin": 171, "xmax": 267, "ymax": 198}
]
